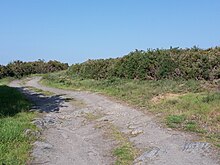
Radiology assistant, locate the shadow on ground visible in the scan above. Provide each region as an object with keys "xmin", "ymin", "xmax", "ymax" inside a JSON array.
[
  {"xmin": 16, "ymin": 86, "xmax": 67, "ymax": 113},
  {"xmin": 0, "ymin": 85, "xmax": 31, "ymax": 117}
]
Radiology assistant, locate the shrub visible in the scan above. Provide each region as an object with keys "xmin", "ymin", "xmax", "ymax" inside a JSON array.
[
  {"xmin": 68, "ymin": 46, "xmax": 220, "ymax": 81},
  {"xmin": 0, "ymin": 60, "xmax": 68, "ymax": 79}
]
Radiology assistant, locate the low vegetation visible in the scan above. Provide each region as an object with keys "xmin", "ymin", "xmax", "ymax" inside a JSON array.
[
  {"xmin": 42, "ymin": 47, "xmax": 220, "ymax": 146},
  {"xmin": 102, "ymin": 123, "xmax": 138, "ymax": 165},
  {"xmin": 0, "ymin": 83, "xmax": 37, "ymax": 164},
  {"xmin": 68, "ymin": 46, "xmax": 220, "ymax": 81},
  {"xmin": 0, "ymin": 77, "xmax": 14, "ymax": 86},
  {"xmin": 1, "ymin": 46, "xmax": 219, "ymax": 163},
  {"xmin": 43, "ymin": 74, "xmax": 220, "ymax": 146},
  {"xmin": 0, "ymin": 59, "xmax": 68, "ymax": 79},
  {"xmin": 112, "ymin": 126, "xmax": 138, "ymax": 165}
]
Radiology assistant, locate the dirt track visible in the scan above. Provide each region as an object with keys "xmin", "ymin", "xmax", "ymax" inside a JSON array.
[{"xmin": 10, "ymin": 77, "xmax": 219, "ymax": 165}]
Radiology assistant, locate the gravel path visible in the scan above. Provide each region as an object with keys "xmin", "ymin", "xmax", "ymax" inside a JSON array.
[{"xmin": 10, "ymin": 77, "xmax": 219, "ymax": 165}]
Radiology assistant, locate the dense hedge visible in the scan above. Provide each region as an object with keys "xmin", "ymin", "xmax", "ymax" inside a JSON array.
[
  {"xmin": 0, "ymin": 60, "xmax": 68, "ymax": 79},
  {"xmin": 68, "ymin": 47, "xmax": 220, "ymax": 80}
]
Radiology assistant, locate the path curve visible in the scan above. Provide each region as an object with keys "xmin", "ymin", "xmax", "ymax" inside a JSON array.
[{"xmin": 10, "ymin": 77, "xmax": 219, "ymax": 165}]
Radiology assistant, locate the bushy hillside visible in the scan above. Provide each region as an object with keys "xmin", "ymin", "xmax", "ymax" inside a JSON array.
[
  {"xmin": 0, "ymin": 60, "xmax": 68, "ymax": 79},
  {"xmin": 68, "ymin": 47, "xmax": 220, "ymax": 80},
  {"xmin": 42, "ymin": 46, "xmax": 220, "ymax": 147}
]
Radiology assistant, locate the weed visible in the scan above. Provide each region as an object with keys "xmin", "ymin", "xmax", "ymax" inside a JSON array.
[
  {"xmin": 109, "ymin": 125, "xmax": 138, "ymax": 165},
  {"xmin": 184, "ymin": 121, "xmax": 197, "ymax": 132},
  {"xmin": 202, "ymin": 92, "xmax": 220, "ymax": 103},
  {"xmin": 166, "ymin": 115, "xmax": 186, "ymax": 128},
  {"xmin": 166, "ymin": 99, "xmax": 179, "ymax": 105},
  {"xmin": 114, "ymin": 143, "xmax": 135, "ymax": 165}
]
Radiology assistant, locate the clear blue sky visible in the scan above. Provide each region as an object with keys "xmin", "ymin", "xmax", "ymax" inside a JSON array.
[{"xmin": 0, "ymin": 0, "xmax": 220, "ymax": 65}]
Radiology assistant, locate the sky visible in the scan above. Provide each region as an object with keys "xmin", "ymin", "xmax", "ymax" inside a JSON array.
[{"xmin": 0, "ymin": 0, "xmax": 220, "ymax": 65}]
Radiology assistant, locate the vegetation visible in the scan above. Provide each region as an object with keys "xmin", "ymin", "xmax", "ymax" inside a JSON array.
[
  {"xmin": 0, "ymin": 86, "xmax": 31, "ymax": 117},
  {"xmin": 1, "ymin": 46, "xmax": 219, "ymax": 163},
  {"xmin": 106, "ymin": 124, "xmax": 138, "ymax": 165},
  {"xmin": 42, "ymin": 68, "xmax": 220, "ymax": 147},
  {"xmin": 68, "ymin": 46, "xmax": 220, "ymax": 81},
  {"xmin": 0, "ymin": 77, "xmax": 14, "ymax": 86},
  {"xmin": 59, "ymin": 46, "xmax": 219, "ymax": 146},
  {"xmin": 0, "ymin": 59, "xmax": 68, "ymax": 79},
  {"xmin": 0, "ymin": 85, "xmax": 37, "ymax": 164}
]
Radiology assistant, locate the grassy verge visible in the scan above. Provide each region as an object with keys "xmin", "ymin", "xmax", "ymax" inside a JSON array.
[
  {"xmin": 0, "ymin": 77, "xmax": 14, "ymax": 85},
  {"xmin": 0, "ymin": 85, "xmax": 37, "ymax": 164},
  {"xmin": 42, "ymin": 72, "xmax": 220, "ymax": 147}
]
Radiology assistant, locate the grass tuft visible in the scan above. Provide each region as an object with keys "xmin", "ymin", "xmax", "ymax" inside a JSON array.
[
  {"xmin": 109, "ymin": 125, "xmax": 138, "ymax": 165},
  {"xmin": 166, "ymin": 115, "xmax": 186, "ymax": 128}
]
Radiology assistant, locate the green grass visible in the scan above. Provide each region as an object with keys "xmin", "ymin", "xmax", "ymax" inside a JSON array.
[
  {"xmin": 95, "ymin": 120, "xmax": 138, "ymax": 164},
  {"xmin": 42, "ymin": 72, "xmax": 220, "ymax": 147},
  {"xmin": 166, "ymin": 115, "xmax": 186, "ymax": 128},
  {"xmin": 114, "ymin": 144, "xmax": 136, "ymax": 165},
  {"xmin": 153, "ymin": 92, "xmax": 220, "ymax": 145},
  {"xmin": 0, "ymin": 77, "xmax": 14, "ymax": 85},
  {"xmin": 0, "ymin": 86, "xmax": 32, "ymax": 117},
  {"xmin": 107, "ymin": 124, "xmax": 138, "ymax": 165},
  {"xmin": 0, "ymin": 85, "xmax": 37, "ymax": 164},
  {"xmin": 154, "ymin": 92, "xmax": 220, "ymax": 132}
]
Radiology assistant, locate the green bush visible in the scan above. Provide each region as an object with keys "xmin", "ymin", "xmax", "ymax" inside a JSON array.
[
  {"xmin": 68, "ymin": 46, "xmax": 220, "ymax": 81},
  {"xmin": 0, "ymin": 60, "xmax": 68, "ymax": 79},
  {"xmin": 68, "ymin": 58, "xmax": 117, "ymax": 79}
]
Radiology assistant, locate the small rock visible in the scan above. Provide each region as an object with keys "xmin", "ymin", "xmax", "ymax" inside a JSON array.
[
  {"xmin": 84, "ymin": 138, "xmax": 90, "ymax": 142},
  {"xmin": 34, "ymin": 141, "xmax": 53, "ymax": 150},
  {"xmin": 128, "ymin": 125, "xmax": 136, "ymax": 129},
  {"xmin": 44, "ymin": 117, "xmax": 56, "ymax": 124},
  {"xmin": 51, "ymin": 107, "xmax": 59, "ymax": 112},
  {"xmin": 24, "ymin": 129, "xmax": 41, "ymax": 137},
  {"xmin": 24, "ymin": 129, "xmax": 32, "ymax": 136},
  {"xmin": 134, "ymin": 147, "xmax": 161, "ymax": 163},
  {"xmin": 131, "ymin": 129, "xmax": 143, "ymax": 136},
  {"xmin": 183, "ymin": 142, "xmax": 210, "ymax": 152},
  {"xmin": 32, "ymin": 119, "xmax": 45, "ymax": 129}
]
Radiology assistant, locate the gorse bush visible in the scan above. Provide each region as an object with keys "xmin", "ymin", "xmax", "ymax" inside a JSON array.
[
  {"xmin": 68, "ymin": 58, "xmax": 118, "ymax": 79},
  {"xmin": 0, "ymin": 60, "xmax": 68, "ymax": 79},
  {"xmin": 68, "ymin": 47, "xmax": 220, "ymax": 80}
]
